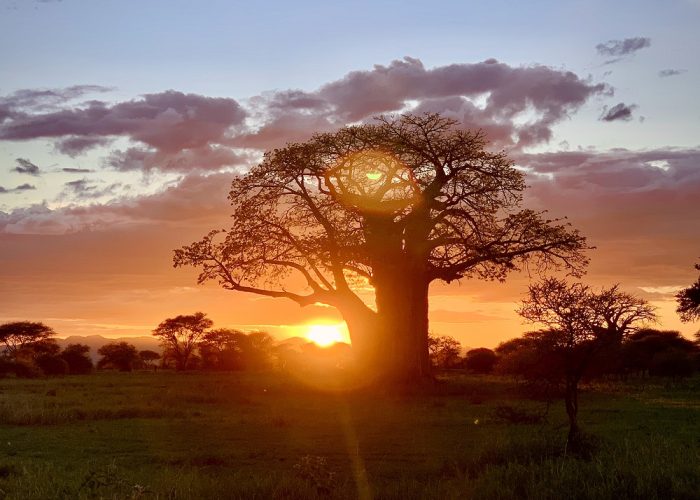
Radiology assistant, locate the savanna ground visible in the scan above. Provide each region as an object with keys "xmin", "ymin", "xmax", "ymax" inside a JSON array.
[{"xmin": 0, "ymin": 371, "xmax": 699, "ymax": 499}]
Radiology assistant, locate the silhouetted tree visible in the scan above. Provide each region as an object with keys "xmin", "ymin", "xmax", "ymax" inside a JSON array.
[
  {"xmin": 495, "ymin": 330, "xmax": 566, "ymax": 385},
  {"xmin": 623, "ymin": 329, "xmax": 697, "ymax": 378},
  {"xmin": 174, "ymin": 114, "xmax": 589, "ymax": 382},
  {"xmin": 98, "ymin": 342, "xmax": 139, "ymax": 372},
  {"xmin": 60, "ymin": 344, "xmax": 93, "ymax": 375},
  {"xmin": 676, "ymin": 262, "xmax": 700, "ymax": 322},
  {"xmin": 464, "ymin": 348, "xmax": 497, "ymax": 374},
  {"xmin": 30, "ymin": 339, "xmax": 68, "ymax": 376},
  {"xmin": 240, "ymin": 331, "xmax": 275, "ymax": 370},
  {"xmin": 152, "ymin": 312, "xmax": 213, "ymax": 370},
  {"xmin": 198, "ymin": 328, "xmax": 247, "ymax": 370},
  {"xmin": 494, "ymin": 337, "xmax": 533, "ymax": 357},
  {"xmin": 0, "ymin": 321, "xmax": 56, "ymax": 358},
  {"xmin": 138, "ymin": 350, "xmax": 161, "ymax": 369},
  {"xmin": 35, "ymin": 354, "xmax": 69, "ymax": 376},
  {"xmin": 519, "ymin": 278, "xmax": 655, "ymax": 446},
  {"xmin": 428, "ymin": 334, "xmax": 462, "ymax": 369}
]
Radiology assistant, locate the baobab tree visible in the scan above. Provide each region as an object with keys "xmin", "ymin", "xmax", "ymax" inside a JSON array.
[{"xmin": 175, "ymin": 114, "xmax": 589, "ymax": 381}]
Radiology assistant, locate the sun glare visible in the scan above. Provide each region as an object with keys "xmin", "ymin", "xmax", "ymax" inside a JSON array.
[{"xmin": 305, "ymin": 323, "xmax": 347, "ymax": 347}]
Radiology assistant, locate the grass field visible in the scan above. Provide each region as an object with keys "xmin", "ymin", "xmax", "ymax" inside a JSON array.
[{"xmin": 0, "ymin": 371, "xmax": 699, "ymax": 499}]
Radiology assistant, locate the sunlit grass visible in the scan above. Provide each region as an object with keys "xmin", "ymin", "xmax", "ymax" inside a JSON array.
[{"xmin": 0, "ymin": 372, "xmax": 698, "ymax": 498}]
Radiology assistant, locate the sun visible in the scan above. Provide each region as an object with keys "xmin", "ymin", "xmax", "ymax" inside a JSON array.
[{"xmin": 305, "ymin": 323, "xmax": 347, "ymax": 347}]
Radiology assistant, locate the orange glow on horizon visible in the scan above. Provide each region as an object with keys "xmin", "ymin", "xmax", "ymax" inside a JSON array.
[{"xmin": 304, "ymin": 323, "xmax": 349, "ymax": 347}]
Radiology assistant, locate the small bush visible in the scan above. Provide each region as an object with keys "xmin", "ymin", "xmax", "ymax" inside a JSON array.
[{"xmin": 12, "ymin": 361, "xmax": 43, "ymax": 378}]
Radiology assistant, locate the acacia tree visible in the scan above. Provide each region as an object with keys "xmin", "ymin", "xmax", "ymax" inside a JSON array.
[
  {"xmin": 199, "ymin": 328, "xmax": 246, "ymax": 370},
  {"xmin": 518, "ymin": 278, "xmax": 655, "ymax": 445},
  {"xmin": 60, "ymin": 343, "xmax": 93, "ymax": 374},
  {"xmin": 0, "ymin": 321, "xmax": 56, "ymax": 358},
  {"xmin": 428, "ymin": 334, "xmax": 462, "ymax": 369},
  {"xmin": 175, "ymin": 114, "xmax": 588, "ymax": 381},
  {"xmin": 152, "ymin": 312, "xmax": 213, "ymax": 370},
  {"xmin": 138, "ymin": 350, "xmax": 161, "ymax": 369},
  {"xmin": 97, "ymin": 342, "xmax": 139, "ymax": 372},
  {"xmin": 676, "ymin": 262, "xmax": 700, "ymax": 322}
]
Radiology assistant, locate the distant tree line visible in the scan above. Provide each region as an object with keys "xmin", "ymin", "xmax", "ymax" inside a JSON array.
[
  {"xmin": 429, "ymin": 328, "xmax": 699, "ymax": 379},
  {"xmin": 0, "ymin": 322, "xmax": 94, "ymax": 377},
  {"xmin": 2, "ymin": 264, "xmax": 698, "ymax": 384},
  {"xmin": 0, "ymin": 313, "xmax": 281, "ymax": 377}
]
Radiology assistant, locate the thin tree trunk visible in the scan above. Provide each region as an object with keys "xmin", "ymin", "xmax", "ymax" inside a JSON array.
[{"xmin": 565, "ymin": 375, "xmax": 580, "ymax": 445}]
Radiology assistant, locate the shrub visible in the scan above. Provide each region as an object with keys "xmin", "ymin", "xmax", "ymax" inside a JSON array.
[
  {"xmin": 35, "ymin": 355, "xmax": 69, "ymax": 376},
  {"xmin": 464, "ymin": 348, "xmax": 497, "ymax": 374}
]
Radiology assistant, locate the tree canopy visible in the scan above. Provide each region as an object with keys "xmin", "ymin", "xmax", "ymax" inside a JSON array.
[
  {"xmin": 97, "ymin": 342, "xmax": 139, "ymax": 372},
  {"xmin": 175, "ymin": 113, "xmax": 589, "ymax": 381},
  {"xmin": 428, "ymin": 334, "xmax": 462, "ymax": 369},
  {"xmin": 0, "ymin": 321, "xmax": 56, "ymax": 358},
  {"xmin": 676, "ymin": 262, "xmax": 700, "ymax": 322},
  {"xmin": 152, "ymin": 312, "xmax": 213, "ymax": 370}
]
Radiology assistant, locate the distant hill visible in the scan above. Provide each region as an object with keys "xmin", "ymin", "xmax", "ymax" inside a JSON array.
[
  {"xmin": 276, "ymin": 336, "xmax": 312, "ymax": 350},
  {"xmin": 56, "ymin": 335, "xmax": 161, "ymax": 362}
]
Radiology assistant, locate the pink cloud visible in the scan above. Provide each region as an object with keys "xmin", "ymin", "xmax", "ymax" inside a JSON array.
[
  {"xmin": 518, "ymin": 148, "xmax": 700, "ymax": 287},
  {"xmin": 239, "ymin": 57, "xmax": 607, "ymax": 149},
  {"xmin": 0, "ymin": 172, "xmax": 233, "ymax": 234},
  {"xmin": 0, "ymin": 90, "xmax": 247, "ymax": 171}
]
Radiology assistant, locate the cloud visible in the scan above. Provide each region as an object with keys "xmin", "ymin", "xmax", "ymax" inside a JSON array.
[
  {"xmin": 59, "ymin": 179, "xmax": 123, "ymax": 200},
  {"xmin": 0, "ymin": 85, "xmax": 112, "ymax": 112},
  {"xmin": 516, "ymin": 147, "xmax": 700, "ymax": 287},
  {"xmin": 12, "ymin": 158, "xmax": 41, "ymax": 175},
  {"xmin": 0, "ymin": 183, "xmax": 36, "ymax": 194},
  {"xmin": 55, "ymin": 136, "xmax": 113, "ymax": 156},
  {"xmin": 0, "ymin": 90, "xmax": 247, "ymax": 172},
  {"xmin": 596, "ymin": 37, "xmax": 651, "ymax": 57},
  {"xmin": 107, "ymin": 144, "xmax": 251, "ymax": 172},
  {"xmin": 0, "ymin": 91, "xmax": 246, "ymax": 150},
  {"xmin": 0, "ymin": 172, "xmax": 232, "ymax": 234},
  {"xmin": 238, "ymin": 57, "xmax": 607, "ymax": 150},
  {"xmin": 1, "ymin": 59, "xmax": 608, "ymax": 174},
  {"xmin": 658, "ymin": 69, "xmax": 687, "ymax": 78},
  {"xmin": 62, "ymin": 167, "xmax": 94, "ymax": 173},
  {"xmin": 600, "ymin": 102, "xmax": 637, "ymax": 122},
  {"xmin": 638, "ymin": 286, "xmax": 684, "ymax": 295},
  {"xmin": 517, "ymin": 148, "xmax": 700, "ymax": 194}
]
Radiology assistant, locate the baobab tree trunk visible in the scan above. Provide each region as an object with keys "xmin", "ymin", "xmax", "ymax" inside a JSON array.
[
  {"xmin": 358, "ymin": 214, "xmax": 433, "ymax": 383},
  {"xmin": 338, "ymin": 296, "xmax": 381, "ymax": 376},
  {"xmin": 373, "ymin": 266, "xmax": 432, "ymax": 382}
]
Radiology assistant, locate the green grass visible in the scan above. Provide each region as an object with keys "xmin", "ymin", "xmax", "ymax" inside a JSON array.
[{"xmin": 0, "ymin": 372, "xmax": 698, "ymax": 499}]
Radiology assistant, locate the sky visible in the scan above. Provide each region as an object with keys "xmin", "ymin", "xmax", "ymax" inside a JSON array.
[{"xmin": 1, "ymin": 0, "xmax": 699, "ymax": 348}]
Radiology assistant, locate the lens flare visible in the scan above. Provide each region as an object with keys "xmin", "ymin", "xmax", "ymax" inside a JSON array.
[{"xmin": 326, "ymin": 149, "xmax": 419, "ymax": 214}]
